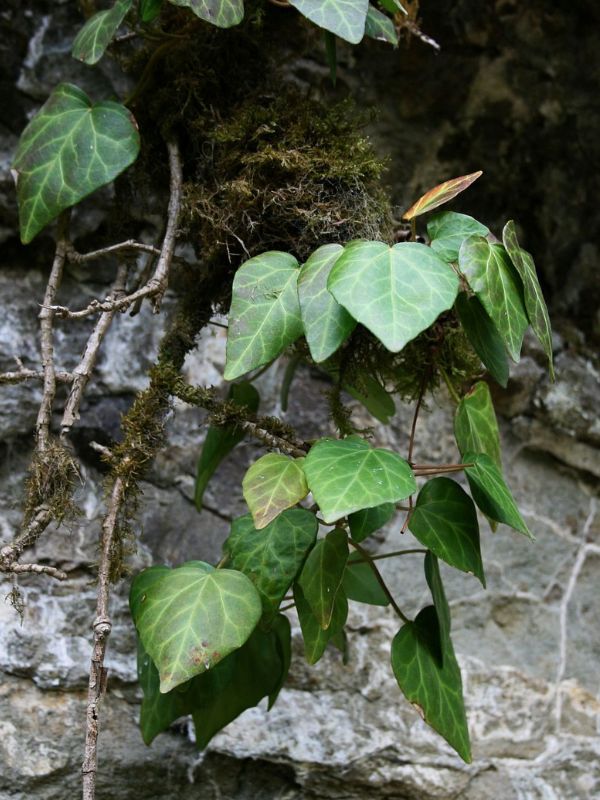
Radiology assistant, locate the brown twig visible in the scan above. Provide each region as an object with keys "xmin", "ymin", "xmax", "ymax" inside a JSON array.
[
  {"xmin": 0, "ymin": 368, "xmax": 73, "ymax": 385},
  {"xmin": 412, "ymin": 462, "xmax": 474, "ymax": 475},
  {"xmin": 10, "ymin": 562, "xmax": 68, "ymax": 580},
  {"xmin": 66, "ymin": 240, "xmax": 161, "ymax": 263}
]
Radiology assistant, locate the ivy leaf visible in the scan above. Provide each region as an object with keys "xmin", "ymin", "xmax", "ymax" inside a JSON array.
[
  {"xmin": 379, "ymin": 0, "xmax": 407, "ymax": 14},
  {"xmin": 294, "ymin": 581, "xmax": 348, "ymax": 664},
  {"xmin": 298, "ymin": 244, "xmax": 356, "ymax": 362},
  {"xmin": 192, "ymin": 619, "xmax": 289, "ymax": 749},
  {"xmin": 348, "ymin": 502, "xmax": 395, "ymax": 543},
  {"xmin": 297, "ymin": 528, "xmax": 349, "ymax": 628},
  {"xmin": 132, "ymin": 561, "xmax": 262, "ymax": 693},
  {"xmin": 140, "ymin": 0, "xmax": 164, "ymax": 22},
  {"xmin": 224, "ymin": 509, "xmax": 318, "ymax": 615},
  {"xmin": 502, "ymin": 221, "xmax": 554, "ymax": 380},
  {"xmin": 402, "ymin": 171, "xmax": 482, "ymax": 221},
  {"xmin": 344, "ymin": 373, "xmax": 396, "ymax": 424},
  {"xmin": 288, "ymin": 0, "xmax": 369, "ymax": 44},
  {"xmin": 194, "ymin": 382, "xmax": 259, "ymax": 510},
  {"xmin": 167, "ymin": 0, "xmax": 244, "ymax": 28},
  {"xmin": 224, "ymin": 251, "xmax": 303, "ymax": 381},
  {"xmin": 463, "ymin": 453, "xmax": 533, "ymax": 539},
  {"xmin": 242, "ymin": 453, "xmax": 308, "ymax": 530},
  {"xmin": 343, "ymin": 553, "xmax": 389, "ymax": 606},
  {"xmin": 268, "ymin": 614, "xmax": 292, "ymax": 708},
  {"xmin": 72, "ymin": 0, "xmax": 133, "ymax": 65},
  {"xmin": 408, "ymin": 479, "xmax": 484, "ymax": 586},
  {"xmin": 324, "ymin": 30, "xmax": 337, "ymax": 86},
  {"xmin": 424, "ymin": 551, "xmax": 452, "ymax": 655},
  {"xmin": 364, "ymin": 5, "xmax": 398, "ymax": 45},
  {"xmin": 304, "ymin": 436, "xmax": 416, "ymax": 523},
  {"xmin": 458, "ymin": 236, "xmax": 529, "ymax": 362},
  {"xmin": 455, "ymin": 293, "xmax": 509, "ymax": 388},
  {"xmin": 12, "ymin": 83, "xmax": 140, "ymax": 244},
  {"xmin": 454, "ymin": 381, "xmax": 501, "ymax": 470},
  {"xmin": 391, "ymin": 605, "xmax": 471, "ymax": 762},
  {"xmin": 427, "ymin": 211, "xmax": 489, "ymax": 263},
  {"xmin": 328, "ymin": 241, "xmax": 459, "ymax": 353}
]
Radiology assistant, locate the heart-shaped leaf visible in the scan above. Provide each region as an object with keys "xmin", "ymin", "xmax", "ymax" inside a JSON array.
[
  {"xmin": 304, "ymin": 436, "xmax": 416, "ymax": 523},
  {"xmin": 168, "ymin": 0, "xmax": 244, "ymax": 28},
  {"xmin": 427, "ymin": 211, "xmax": 489, "ymax": 263},
  {"xmin": 13, "ymin": 83, "xmax": 140, "ymax": 244},
  {"xmin": 463, "ymin": 453, "xmax": 533, "ymax": 539},
  {"xmin": 424, "ymin": 551, "xmax": 452, "ymax": 649},
  {"xmin": 242, "ymin": 453, "xmax": 308, "ymax": 529},
  {"xmin": 454, "ymin": 381, "xmax": 501, "ymax": 470},
  {"xmin": 224, "ymin": 251, "xmax": 303, "ymax": 380},
  {"xmin": 298, "ymin": 244, "xmax": 356, "ymax": 362},
  {"xmin": 455, "ymin": 293, "xmax": 509, "ymax": 387},
  {"xmin": 503, "ymin": 221, "xmax": 554, "ymax": 380},
  {"xmin": 294, "ymin": 581, "xmax": 348, "ymax": 664},
  {"xmin": 297, "ymin": 527, "xmax": 348, "ymax": 628},
  {"xmin": 348, "ymin": 502, "xmax": 395, "ymax": 543},
  {"xmin": 391, "ymin": 607, "xmax": 471, "ymax": 761},
  {"xmin": 132, "ymin": 561, "xmax": 262, "ymax": 693},
  {"xmin": 72, "ymin": 0, "xmax": 133, "ymax": 65},
  {"xmin": 289, "ymin": 0, "xmax": 369, "ymax": 44},
  {"xmin": 343, "ymin": 552, "xmax": 389, "ymax": 605},
  {"xmin": 408, "ymin": 479, "xmax": 484, "ymax": 586},
  {"xmin": 402, "ymin": 171, "xmax": 482, "ymax": 221},
  {"xmin": 328, "ymin": 241, "xmax": 459, "ymax": 353},
  {"xmin": 224, "ymin": 509, "xmax": 318, "ymax": 614},
  {"xmin": 344, "ymin": 373, "xmax": 396, "ymax": 424},
  {"xmin": 364, "ymin": 5, "xmax": 398, "ymax": 45},
  {"xmin": 194, "ymin": 382, "xmax": 259, "ymax": 510},
  {"xmin": 458, "ymin": 236, "xmax": 528, "ymax": 362}
]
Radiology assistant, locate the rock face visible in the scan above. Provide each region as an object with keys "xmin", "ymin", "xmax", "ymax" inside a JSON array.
[{"xmin": 1, "ymin": 3, "xmax": 600, "ymax": 800}]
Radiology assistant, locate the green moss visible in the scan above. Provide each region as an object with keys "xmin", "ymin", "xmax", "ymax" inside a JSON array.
[{"xmin": 23, "ymin": 439, "xmax": 80, "ymax": 528}]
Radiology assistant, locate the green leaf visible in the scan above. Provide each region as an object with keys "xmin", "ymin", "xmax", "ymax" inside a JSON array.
[
  {"xmin": 297, "ymin": 528, "xmax": 349, "ymax": 628},
  {"xmin": 167, "ymin": 0, "xmax": 244, "ymax": 28},
  {"xmin": 136, "ymin": 617, "xmax": 288, "ymax": 746},
  {"xmin": 12, "ymin": 83, "xmax": 140, "ymax": 244},
  {"xmin": 458, "ymin": 236, "xmax": 529, "ymax": 362},
  {"xmin": 402, "ymin": 171, "xmax": 483, "ymax": 221},
  {"xmin": 72, "ymin": 0, "xmax": 133, "ymax": 64},
  {"xmin": 344, "ymin": 373, "xmax": 396, "ymax": 424},
  {"xmin": 408, "ymin": 479, "xmax": 484, "ymax": 586},
  {"xmin": 454, "ymin": 381, "xmax": 501, "ymax": 470},
  {"xmin": 424, "ymin": 552, "xmax": 452, "ymax": 649},
  {"xmin": 324, "ymin": 30, "xmax": 337, "ymax": 86},
  {"xmin": 224, "ymin": 509, "xmax": 318, "ymax": 615},
  {"xmin": 289, "ymin": 0, "xmax": 369, "ymax": 44},
  {"xmin": 463, "ymin": 453, "xmax": 533, "ymax": 539},
  {"xmin": 132, "ymin": 561, "xmax": 262, "ymax": 693},
  {"xmin": 343, "ymin": 552, "xmax": 389, "ymax": 605},
  {"xmin": 364, "ymin": 5, "xmax": 398, "ymax": 45},
  {"xmin": 140, "ymin": 0, "xmax": 163, "ymax": 22},
  {"xmin": 427, "ymin": 211, "xmax": 489, "ymax": 263},
  {"xmin": 502, "ymin": 221, "xmax": 554, "ymax": 380},
  {"xmin": 391, "ymin": 606, "xmax": 471, "ymax": 762},
  {"xmin": 328, "ymin": 241, "xmax": 459, "ymax": 353},
  {"xmin": 379, "ymin": 0, "xmax": 407, "ymax": 14},
  {"xmin": 242, "ymin": 453, "xmax": 308, "ymax": 530},
  {"xmin": 294, "ymin": 581, "xmax": 348, "ymax": 664},
  {"xmin": 129, "ymin": 565, "xmax": 171, "ymax": 620},
  {"xmin": 348, "ymin": 502, "xmax": 395, "ymax": 543},
  {"xmin": 304, "ymin": 436, "xmax": 416, "ymax": 523},
  {"xmin": 224, "ymin": 251, "xmax": 303, "ymax": 381},
  {"xmin": 280, "ymin": 353, "xmax": 301, "ymax": 412},
  {"xmin": 298, "ymin": 244, "xmax": 356, "ymax": 362},
  {"xmin": 268, "ymin": 614, "xmax": 292, "ymax": 708},
  {"xmin": 193, "ymin": 619, "xmax": 289, "ymax": 748},
  {"xmin": 455, "ymin": 293, "xmax": 509, "ymax": 388},
  {"xmin": 194, "ymin": 382, "xmax": 259, "ymax": 510}
]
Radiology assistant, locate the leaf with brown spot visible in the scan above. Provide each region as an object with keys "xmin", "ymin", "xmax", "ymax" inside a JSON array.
[{"xmin": 402, "ymin": 171, "xmax": 483, "ymax": 221}]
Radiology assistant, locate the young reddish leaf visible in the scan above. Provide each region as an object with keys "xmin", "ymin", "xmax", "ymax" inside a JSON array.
[{"xmin": 402, "ymin": 171, "xmax": 483, "ymax": 221}]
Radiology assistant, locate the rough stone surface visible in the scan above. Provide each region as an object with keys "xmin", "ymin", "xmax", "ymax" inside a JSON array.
[{"xmin": 1, "ymin": 3, "xmax": 600, "ymax": 800}]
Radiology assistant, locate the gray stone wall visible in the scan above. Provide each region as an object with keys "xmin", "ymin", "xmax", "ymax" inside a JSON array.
[{"xmin": 1, "ymin": 3, "xmax": 599, "ymax": 799}]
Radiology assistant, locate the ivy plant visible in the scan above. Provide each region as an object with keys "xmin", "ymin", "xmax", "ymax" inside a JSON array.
[{"xmin": 8, "ymin": 0, "xmax": 554, "ymax": 794}]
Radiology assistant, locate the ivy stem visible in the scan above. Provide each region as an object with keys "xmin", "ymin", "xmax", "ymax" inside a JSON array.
[
  {"xmin": 439, "ymin": 365, "xmax": 461, "ymax": 404},
  {"xmin": 215, "ymin": 555, "xmax": 229, "ymax": 569},
  {"xmin": 348, "ymin": 548, "xmax": 427, "ymax": 564},
  {"xmin": 412, "ymin": 462, "xmax": 474, "ymax": 475},
  {"xmin": 279, "ymin": 601, "xmax": 296, "ymax": 612},
  {"xmin": 348, "ymin": 539, "xmax": 410, "ymax": 623}
]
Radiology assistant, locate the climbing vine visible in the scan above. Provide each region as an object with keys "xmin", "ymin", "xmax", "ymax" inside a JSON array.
[{"xmin": 2, "ymin": 1, "xmax": 554, "ymax": 798}]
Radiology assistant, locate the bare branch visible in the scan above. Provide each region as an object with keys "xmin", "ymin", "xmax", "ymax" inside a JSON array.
[
  {"xmin": 67, "ymin": 240, "xmax": 161, "ymax": 263},
  {"xmin": 9, "ymin": 562, "xmax": 68, "ymax": 580},
  {"xmin": 0, "ymin": 369, "xmax": 73, "ymax": 385},
  {"xmin": 36, "ymin": 212, "xmax": 70, "ymax": 452},
  {"xmin": 239, "ymin": 420, "xmax": 307, "ymax": 458}
]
